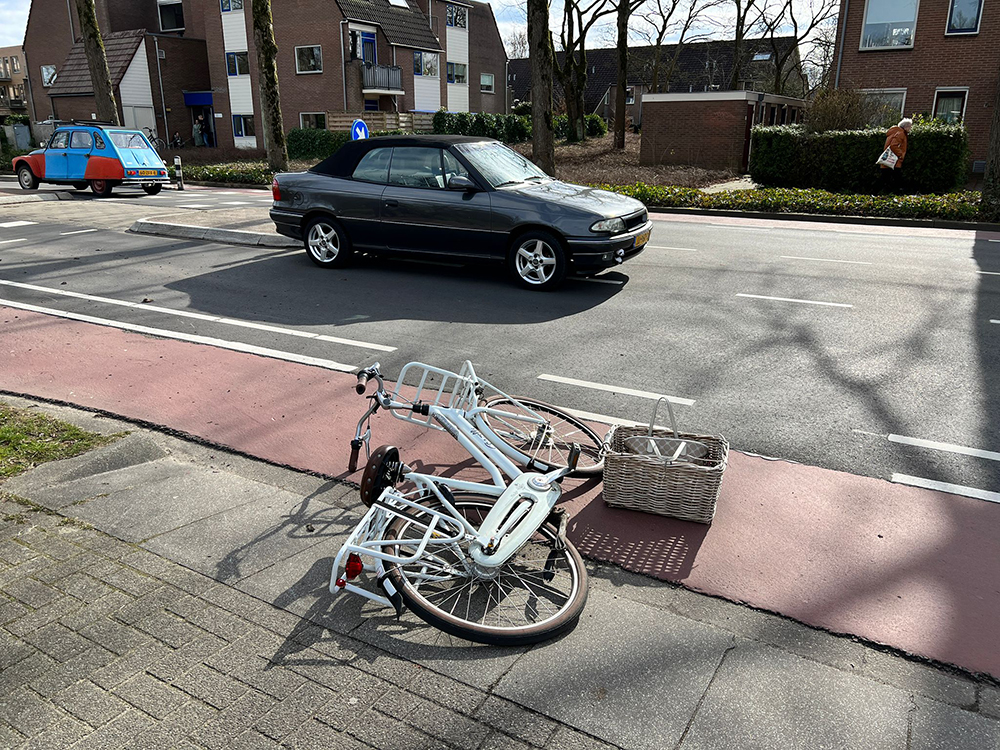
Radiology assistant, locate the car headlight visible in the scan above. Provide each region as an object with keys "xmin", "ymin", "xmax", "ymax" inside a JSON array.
[{"xmin": 590, "ymin": 217, "xmax": 625, "ymax": 233}]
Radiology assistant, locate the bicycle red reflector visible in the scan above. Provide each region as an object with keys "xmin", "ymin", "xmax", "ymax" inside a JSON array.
[
  {"xmin": 335, "ymin": 577, "xmax": 346, "ymax": 589},
  {"xmin": 346, "ymin": 553, "xmax": 363, "ymax": 579},
  {"xmin": 271, "ymin": 177, "xmax": 281, "ymax": 201}
]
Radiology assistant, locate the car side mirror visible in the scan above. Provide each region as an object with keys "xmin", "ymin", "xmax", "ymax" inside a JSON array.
[{"xmin": 448, "ymin": 175, "xmax": 477, "ymax": 191}]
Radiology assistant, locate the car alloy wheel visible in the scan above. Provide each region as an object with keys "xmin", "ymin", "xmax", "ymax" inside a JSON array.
[
  {"xmin": 515, "ymin": 239, "xmax": 558, "ymax": 286},
  {"xmin": 308, "ymin": 222, "xmax": 340, "ymax": 264}
]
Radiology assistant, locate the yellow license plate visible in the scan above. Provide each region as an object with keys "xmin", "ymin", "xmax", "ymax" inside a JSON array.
[
  {"xmin": 634, "ymin": 229, "xmax": 651, "ymax": 247},
  {"xmin": 138, "ymin": 170, "xmax": 158, "ymax": 176}
]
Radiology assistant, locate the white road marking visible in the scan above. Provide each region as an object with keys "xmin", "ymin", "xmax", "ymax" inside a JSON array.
[
  {"xmin": 0, "ymin": 298, "xmax": 356, "ymax": 372},
  {"xmin": 888, "ymin": 434, "xmax": 1000, "ymax": 462},
  {"xmin": 59, "ymin": 229, "xmax": 98, "ymax": 236},
  {"xmin": 0, "ymin": 238, "xmax": 27, "ymax": 245},
  {"xmin": 177, "ymin": 203, "xmax": 211, "ymax": 209},
  {"xmin": 710, "ymin": 224, "xmax": 770, "ymax": 231},
  {"xmin": 575, "ymin": 276, "xmax": 624, "ymax": 285},
  {"xmin": 891, "ymin": 474, "xmax": 1000, "ymax": 505},
  {"xmin": 736, "ymin": 293, "xmax": 853, "ymax": 308},
  {"xmin": 990, "ymin": 320, "xmax": 1000, "ymax": 325},
  {"xmin": 989, "ymin": 239, "xmax": 1000, "ymax": 243},
  {"xmin": 222, "ymin": 201, "xmax": 250, "ymax": 205},
  {"xmin": 978, "ymin": 271, "xmax": 1000, "ymax": 276},
  {"xmin": 0, "ymin": 279, "xmax": 396, "ymax": 352},
  {"xmin": 647, "ymin": 245, "xmax": 698, "ymax": 252},
  {"xmin": 780, "ymin": 255, "xmax": 872, "ymax": 265},
  {"xmin": 0, "ymin": 221, "xmax": 36, "ymax": 228},
  {"xmin": 537, "ymin": 373, "xmax": 694, "ymax": 406}
]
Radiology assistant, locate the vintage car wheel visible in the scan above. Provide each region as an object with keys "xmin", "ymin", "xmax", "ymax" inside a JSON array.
[
  {"xmin": 17, "ymin": 166, "xmax": 38, "ymax": 191},
  {"xmin": 90, "ymin": 179, "xmax": 114, "ymax": 198},
  {"xmin": 304, "ymin": 217, "xmax": 352, "ymax": 268},
  {"xmin": 142, "ymin": 184, "xmax": 162, "ymax": 196},
  {"xmin": 508, "ymin": 230, "xmax": 568, "ymax": 291}
]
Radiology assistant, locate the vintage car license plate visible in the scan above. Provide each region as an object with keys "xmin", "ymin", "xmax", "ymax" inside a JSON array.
[
  {"xmin": 138, "ymin": 170, "xmax": 158, "ymax": 176},
  {"xmin": 634, "ymin": 229, "xmax": 651, "ymax": 247}
]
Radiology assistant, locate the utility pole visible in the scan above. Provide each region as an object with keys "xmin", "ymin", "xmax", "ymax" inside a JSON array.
[
  {"xmin": 251, "ymin": 0, "xmax": 288, "ymax": 172},
  {"xmin": 73, "ymin": 0, "xmax": 119, "ymax": 124}
]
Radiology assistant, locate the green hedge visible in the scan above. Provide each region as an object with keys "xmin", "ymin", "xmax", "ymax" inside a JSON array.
[
  {"xmin": 749, "ymin": 121, "xmax": 970, "ymax": 194},
  {"xmin": 599, "ymin": 183, "xmax": 983, "ymax": 222},
  {"xmin": 432, "ymin": 110, "xmax": 531, "ymax": 143},
  {"xmin": 286, "ymin": 128, "xmax": 351, "ymax": 159}
]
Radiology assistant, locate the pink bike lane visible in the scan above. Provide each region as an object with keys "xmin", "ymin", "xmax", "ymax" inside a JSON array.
[{"xmin": 3, "ymin": 306, "xmax": 1000, "ymax": 679}]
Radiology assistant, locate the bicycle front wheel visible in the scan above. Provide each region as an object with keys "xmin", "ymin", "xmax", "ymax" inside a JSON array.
[
  {"xmin": 479, "ymin": 396, "xmax": 604, "ymax": 475},
  {"xmin": 385, "ymin": 495, "xmax": 588, "ymax": 646}
]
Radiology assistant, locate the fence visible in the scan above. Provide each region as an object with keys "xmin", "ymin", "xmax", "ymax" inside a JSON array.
[{"xmin": 325, "ymin": 111, "xmax": 434, "ymax": 133}]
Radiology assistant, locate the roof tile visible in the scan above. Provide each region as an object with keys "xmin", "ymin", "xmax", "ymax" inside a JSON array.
[{"xmin": 48, "ymin": 29, "xmax": 145, "ymax": 97}]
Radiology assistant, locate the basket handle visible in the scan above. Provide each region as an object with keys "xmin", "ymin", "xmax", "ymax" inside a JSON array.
[{"xmin": 648, "ymin": 396, "xmax": 680, "ymax": 439}]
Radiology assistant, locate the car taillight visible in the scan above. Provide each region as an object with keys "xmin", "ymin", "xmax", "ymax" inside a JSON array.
[
  {"xmin": 271, "ymin": 177, "xmax": 281, "ymax": 201},
  {"xmin": 127, "ymin": 170, "xmax": 136, "ymax": 176}
]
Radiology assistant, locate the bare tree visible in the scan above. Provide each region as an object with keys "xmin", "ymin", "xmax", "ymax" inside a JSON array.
[
  {"xmin": 800, "ymin": 17, "xmax": 838, "ymax": 94},
  {"xmin": 982, "ymin": 81, "xmax": 1000, "ymax": 222},
  {"xmin": 633, "ymin": 0, "xmax": 721, "ymax": 94},
  {"xmin": 760, "ymin": 0, "xmax": 838, "ymax": 95},
  {"xmin": 614, "ymin": 0, "xmax": 645, "ymax": 148},
  {"xmin": 556, "ymin": 0, "xmax": 617, "ymax": 141},
  {"xmin": 528, "ymin": 0, "xmax": 555, "ymax": 174},
  {"xmin": 251, "ymin": 0, "xmax": 287, "ymax": 172},
  {"xmin": 505, "ymin": 29, "xmax": 530, "ymax": 58},
  {"xmin": 73, "ymin": 0, "xmax": 119, "ymax": 124},
  {"xmin": 726, "ymin": 0, "xmax": 767, "ymax": 90}
]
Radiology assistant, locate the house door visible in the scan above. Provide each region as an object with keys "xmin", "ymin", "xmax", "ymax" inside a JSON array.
[{"xmin": 361, "ymin": 32, "xmax": 376, "ymax": 65}]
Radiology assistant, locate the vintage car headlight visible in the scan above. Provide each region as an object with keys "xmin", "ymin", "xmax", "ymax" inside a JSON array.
[{"xmin": 590, "ymin": 217, "xmax": 625, "ymax": 233}]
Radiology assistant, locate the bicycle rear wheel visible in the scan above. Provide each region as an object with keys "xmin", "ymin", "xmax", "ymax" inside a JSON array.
[
  {"xmin": 385, "ymin": 494, "xmax": 587, "ymax": 646},
  {"xmin": 479, "ymin": 396, "xmax": 604, "ymax": 475}
]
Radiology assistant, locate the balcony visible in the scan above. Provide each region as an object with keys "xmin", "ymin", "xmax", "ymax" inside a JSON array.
[
  {"xmin": 361, "ymin": 63, "xmax": 403, "ymax": 94},
  {"xmin": 8, "ymin": 99, "xmax": 26, "ymax": 109},
  {"xmin": 0, "ymin": 72, "xmax": 11, "ymax": 82}
]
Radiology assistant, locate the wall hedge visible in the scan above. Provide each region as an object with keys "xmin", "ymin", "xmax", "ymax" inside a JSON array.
[{"xmin": 749, "ymin": 121, "xmax": 970, "ymax": 194}]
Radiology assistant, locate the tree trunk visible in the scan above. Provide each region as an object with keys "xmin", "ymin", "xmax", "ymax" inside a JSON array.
[
  {"xmin": 565, "ymin": 79, "xmax": 585, "ymax": 142},
  {"xmin": 982, "ymin": 81, "xmax": 1000, "ymax": 222},
  {"xmin": 251, "ymin": 0, "xmax": 288, "ymax": 173},
  {"xmin": 73, "ymin": 0, "xmax": 119, "ymax": 125},
  {"xmin": 614, "ymin": 0, "xmax": 628, "ymax": 148},
  {"xmin": 528, "ymin": 0, "xmax": 555, "ymax": 175}
]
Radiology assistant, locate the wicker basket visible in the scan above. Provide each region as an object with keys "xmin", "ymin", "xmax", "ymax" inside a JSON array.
[{"xmin": 603, "ymin": 426, "xmax": 729, "ymax": 524}]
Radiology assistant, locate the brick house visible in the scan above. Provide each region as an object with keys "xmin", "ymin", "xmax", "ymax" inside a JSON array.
[
  {"xmin": 0, "ymin": 46, "xmax": 29, "ymax": 123},
  {"xmin": 832, "ymin": 0, "xmax": 1000, "ymax": 168},
  {"xmin": 23, "ymin": 0, "xmax": 507, "ymax": 150}
]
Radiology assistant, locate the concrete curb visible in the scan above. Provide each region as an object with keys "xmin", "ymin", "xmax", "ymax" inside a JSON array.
[
  {"xmin": 0, "ymin": 191, "xmax": 77, "ymax": 205},
  {"xmin": 128, "ymin": 218, "xmax": 298, "ymax": 248},
  {"xmin": 648, "ymin": 205, "xmax": 1000, "ymax": 232}
]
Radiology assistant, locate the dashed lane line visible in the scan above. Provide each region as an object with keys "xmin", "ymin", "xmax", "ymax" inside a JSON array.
[
  {"xmin": 888, "ymin": 434, "xmax": 1000, "ymax": 462},
  {"xmin": 736, "ymin": 293, "xmax": 853, "ymax": 308},
  {"xmin": 0, "ymin": 238, "xmax": 27, "ymax": 245},
  {"xmin": 0, "ymin": 279, "xmax": 396, "ymax": 353},
  {"xmin": 177, "ymin": 204, "xmax": 211, "ymax": 209},
  {"xmin": 780, "ymin": 255, "xmax": 873, "ymax": 265},
  {"xmin": 537, "ymin": 373, "xmax": 695, "ymax": 406},
  {"xmin": 0, "ymin": 298, "xmax": 356, "ymax": 373},
  {"xmin": 59, "ymin": 229, "xmax": 99, "ymax": 236},
  {"xmin": 891, "ymin": 474, "xmax": 1000, "ymax": 505},
  {"xmin": 647, "ymin": 245, "xmax": 699, "ymax": 252},
  {"xmin": 0, "ymin": 221, "xmax": 37, "ymax": 229}
]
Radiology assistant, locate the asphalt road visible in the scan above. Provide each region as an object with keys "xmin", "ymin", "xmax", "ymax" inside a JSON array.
[{"xmin": 1, "ymin": 182, "xmax": 999, "ymax": 497}]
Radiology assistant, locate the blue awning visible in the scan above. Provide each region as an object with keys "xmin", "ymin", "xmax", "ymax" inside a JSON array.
[{"xmin": 183, "ymin": 91, "xmax": 213, "ymax": 107}]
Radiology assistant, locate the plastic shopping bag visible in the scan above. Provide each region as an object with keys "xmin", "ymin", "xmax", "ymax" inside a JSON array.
[{"xmin": 876, "ymin": 147, "xmax": 899, "ymax": 168}]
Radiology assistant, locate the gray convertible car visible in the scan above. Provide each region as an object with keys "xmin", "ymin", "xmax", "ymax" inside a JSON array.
[{"xmin": 269, "ymin": 135, "xmax": 651, "ymax": 290}]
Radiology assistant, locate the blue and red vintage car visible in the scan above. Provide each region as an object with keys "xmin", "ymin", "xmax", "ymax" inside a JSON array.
[{"xmin": 12, "ymin": 122, "xmax": 170, "ymax": 198}]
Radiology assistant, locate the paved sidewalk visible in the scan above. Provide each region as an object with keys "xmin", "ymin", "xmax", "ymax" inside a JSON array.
[{"xmin": 3, "ymin": 396, "xmax": 1000, "ymax": 750}]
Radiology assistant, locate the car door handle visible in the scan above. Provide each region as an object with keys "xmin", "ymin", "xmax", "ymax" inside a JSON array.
[{"xmin": 384, "ymin": 199, "xmax": 398, "ymax": 207}]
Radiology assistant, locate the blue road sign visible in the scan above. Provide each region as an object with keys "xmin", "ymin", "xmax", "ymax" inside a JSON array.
[{"xmin": 351, "ymin": 119, "xmax": 370, "ymax": 140}]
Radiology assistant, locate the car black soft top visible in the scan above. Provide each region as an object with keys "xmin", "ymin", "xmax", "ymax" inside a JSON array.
[{"xmin": 309, "ymin": 134, "xmax": 495, "ymax": 177}]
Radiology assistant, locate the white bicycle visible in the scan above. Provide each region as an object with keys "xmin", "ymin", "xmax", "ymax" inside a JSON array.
[{"xmin": 330, "ymin": 360, "xmax": 604, "ymax": 645}]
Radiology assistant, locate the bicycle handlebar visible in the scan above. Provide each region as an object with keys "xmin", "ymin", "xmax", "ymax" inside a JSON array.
[{"xmin": 355, "ymin": 371, "xmax": 370, "ymax": 394}]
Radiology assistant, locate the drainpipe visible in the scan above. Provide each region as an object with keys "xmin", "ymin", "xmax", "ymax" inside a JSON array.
[
  {"xmin": 341, "ymin": 20, "xmax": 348, "ymax": 112},
  {"xmin": 834, "ymin": 0, "xmax": 849, "ymax": 89},
  {"xmin": 65, "ymin": 0, "xmax": 76, "ymax": 44},
  {"xmin": 154, "ymin": 37, "xmax": 169, "ymax": 139},
  {"xmin": 505, "ymin": 59, "xmax": 509, "ymax": 112}
]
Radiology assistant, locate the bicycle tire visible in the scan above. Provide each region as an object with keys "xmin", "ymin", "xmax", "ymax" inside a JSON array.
[
  {"xmin": 385, "ymin": 494, "xmax": 587, "ymax": 646},
  {"xmin": 479, "ymin": 396, "xmax": 604, "ymax": 476}
]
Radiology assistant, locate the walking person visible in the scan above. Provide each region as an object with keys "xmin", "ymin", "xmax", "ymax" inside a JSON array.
[
  {"xmin": 192, "ymin": 115, "xmax": 205, "ymax": 147},
  {"xmin": 879, "ymin": 117, "xmax": 911, "ymax": 193}
]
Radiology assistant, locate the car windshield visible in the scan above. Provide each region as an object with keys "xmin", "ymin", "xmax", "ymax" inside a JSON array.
[
  {"xmin": 454, "ymin": 141, "xmax": 549, "ymax": 188},
  {"xmin": 107, "ymin": 131, "xmax": 151, "ymax": 149}
]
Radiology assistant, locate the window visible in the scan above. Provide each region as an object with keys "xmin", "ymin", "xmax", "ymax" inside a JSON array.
[
  {"xmin": 860, "ymin": 0, "xmax": 918, "ymax": 49},
  {"xmin": 446, "ymin": 4, "xmax": 468, "ymax": 27},
  {"xmin": 69, "ymin": 131, "xmax": 93, "ymax": 149},
  {"xmin": 625, "ymin": 86, "xmax": 635, "ymax": 105},
  {"xmin": 352, "ymin": 147, "xmax": 392, "ymax": 183},
  {"xmin": 947, "ymin": 0, "xmax": 982, "ymax": 33},
  {"xmin": 108, "ymin": 131, "xmax": 152, "ymax": 149},
  {"xmin": 94, "ymin": 132, "xmax": 106, "ymax": 149},
  {"xmin": 443, "ymin": 150, "xmax": 469, "ymax": 182},
  {"xmin": 388, "ymin": 0, "xmax": 408, "ymax": 6},
  {"xmin": 158, "ymin": 0, "xmax": 185, "ymax": 31},
  {"xmin": 299, "ymin": 112, "xmax": 326, "ymax": 129},
  {"xmin": 934, "ymin": 89, "xmax": 967, "ymax": 122},
  {"xmin": 40, "ymin": 65, "xmax": 57, "ymax": 87},
  {"xmin": 413, "ymin": 51, "xmax": 439, "ymax": 77},
  {"xmin": 295, "ymin": 45, "xmax": 322, "ymax": 74},
  {"xmin": 388, "ymin": 147, "xmax": 445, "ymax": 188},
  {"xmin": 364, "ymin": 99, "xmax": 379, "ymax": 111},
  {"xmin": 480, "ymin": 73, "xmax": 494, "ymax": 93},
  {"xmin": 226, "ymin": 52, "xmax": 250, "ymax": 76},
  {"xmin": 860, "ymin": 89, "xmax": 906, "ymax": 123},
  {"xmin": 232, "ymin": 115, "xmax": 255, "ymax": 138},
  {"xmin": 446, "ymin": 62, "xmax": 467, "ymax": 84},
  {"xmin": 49, "ymin": 131, "xmax": 69, "ymax": 149},
  {"xmin": 11, "ymin": 56, "xmax": 19, "ymax": 73},
  {"xmin": 220, "ymin": 0, "xmax": 243, "ymax": 11},
  {"xmin": 454, "ymin": 142, "xmax": 549, "ymax": 188},
  {"xmin": 752, "ymin": 52, "xmax": 772, "ymax": 61}
]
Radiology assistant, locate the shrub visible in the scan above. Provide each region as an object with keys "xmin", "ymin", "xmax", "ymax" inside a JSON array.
[
  {"xmin": 805, "ymin": 88, "xmax": 899, "ymax": 133},
  {"xmin": 470, "ymin": 112, "xmax": 496, "ymax": 137},
  {"xmin": 749, "ymin": 120, "xmax": 969, "ymax": 194},
  {"xmin": 286, "ymin": 128, "xmax": 350, "ymax": 159},
  {"xmin": 585, "ymin": 114, "xmax": 608, "ymax": 138},
  {"xmin": 433, "ymin": 112, "xmax": 531, "ymax": 144},
  {"xmin": 553, "ymin": 115, "xmax": 569, "ymax": 140},
  {"xmin": 6, "ymin": 113, "xmax": 30, "ymax": 125},
  {"xmin": 177, "ymin": 161, "xmax": 275, "ymax": 185},
  {"xmin": 432, "ymin": 109, "xmax": 450, "ymax": 134},
  {"xmin": 511, "ymin": 100, "xmax": 532, "ymax": 116},
  {"xmin": 0, "ymin": 146, "xmax": 31, "ymax": 173}
]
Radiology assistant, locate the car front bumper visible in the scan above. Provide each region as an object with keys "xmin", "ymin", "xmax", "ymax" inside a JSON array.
[
  {"xmin": 270, "ymin": 208, "xmax": 303, "ymax": 240},
  {"xmin": 566, "ymin": 220, "xmax": 653, "ymax": 273}
]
